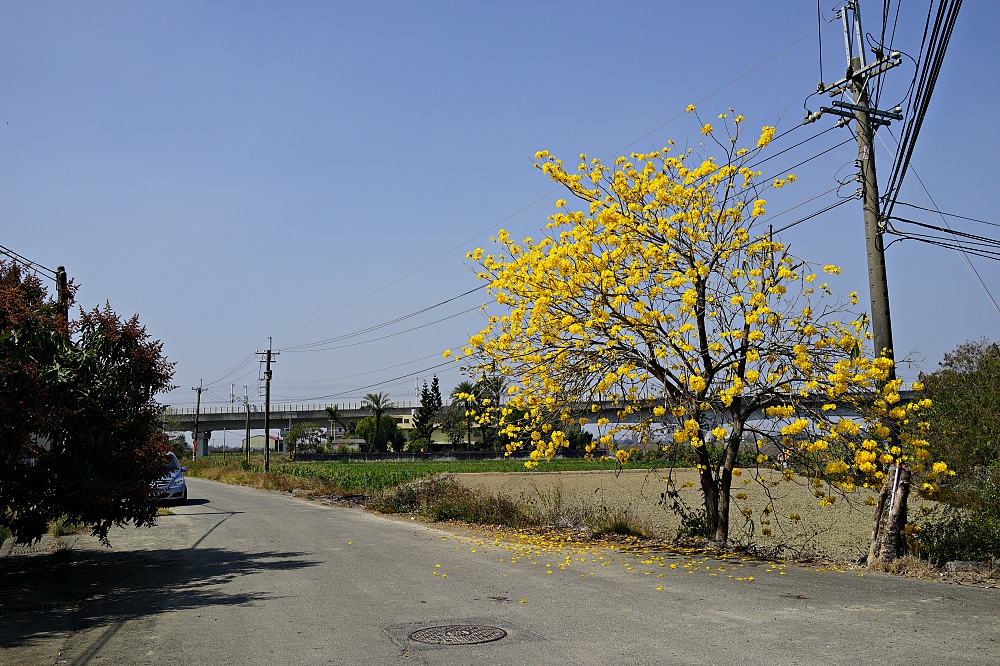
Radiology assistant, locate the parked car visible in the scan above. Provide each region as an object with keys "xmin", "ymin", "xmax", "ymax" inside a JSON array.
[{"xmin": 154, "ymin": 452, "xmax": 188, "ymax": 505}]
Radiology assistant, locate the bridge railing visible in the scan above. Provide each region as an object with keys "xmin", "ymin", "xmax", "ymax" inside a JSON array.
[{"xmin": 165, "ymin": 400, "xmax": 421, "ymax": 416}]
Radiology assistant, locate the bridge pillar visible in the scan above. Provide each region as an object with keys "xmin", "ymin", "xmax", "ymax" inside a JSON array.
[{"xmin": 196, "ymin": 431, "xmax": 211, "ymax": 458}]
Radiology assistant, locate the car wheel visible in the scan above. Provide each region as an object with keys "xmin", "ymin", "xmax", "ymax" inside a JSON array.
[{"xmin": 178, "ymin": 487, "xmax": 188, "ymax": 506}]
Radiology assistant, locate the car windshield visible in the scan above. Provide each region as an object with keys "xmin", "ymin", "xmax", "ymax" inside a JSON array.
[{"xmin": 163, "ymin": 455, "xmax": 180, "ymax": 472}]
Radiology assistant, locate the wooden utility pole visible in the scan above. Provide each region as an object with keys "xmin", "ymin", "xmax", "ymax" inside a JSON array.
[
  {"xmin": 256, "ymin": 338, "xmax": 278, "ymax": 472},
  {"xmin": 55, "ymin": 265, "xmax": 69, "ymax": 323},
  {"xmin": 243, "ymin": 386, "xmax": 252, "ymax": 465},
  {"xmin": 191, "ymin": 380, "xmax": 203, "ymax": 462}
]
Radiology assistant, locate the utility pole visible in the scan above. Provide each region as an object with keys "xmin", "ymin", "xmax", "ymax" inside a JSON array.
[
  {"xmin": 223, "ymin": 383, "xmax": 234, "ymax": 460},
  {"xmin": 55, "ymin": 266, "xmax": 69, "ymax": 323},
  {"xmin": 804, "ymin": 0, "xmax": 903, "ymax": 372},
  {"xmin": 256, "ymin": 338, "xmax": 278, "ymax": 472},
  {"xmin": 804, "ymin": 1, "xmax": 915, "ymax": 562},
  {"xmin": 243, "ymin": 386, "xmax": 252, "ymax": 465},
  {"xmin": 191, "ymin": 380, "xmax": 203, "ymax": 462}
]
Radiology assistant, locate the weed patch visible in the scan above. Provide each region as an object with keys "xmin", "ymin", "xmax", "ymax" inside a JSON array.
[
  {"xmin": 49, "ymin": 518, "xmax": 85, "ymax": 537},
  {"xmin": 368, "ymin": 477, "xmax": 535, "ymax": 528}
]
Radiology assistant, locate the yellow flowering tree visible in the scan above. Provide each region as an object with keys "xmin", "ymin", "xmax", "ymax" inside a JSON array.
[{"xmin": 459, "ymin": 108, "xmax": 949, "ymax": 549}]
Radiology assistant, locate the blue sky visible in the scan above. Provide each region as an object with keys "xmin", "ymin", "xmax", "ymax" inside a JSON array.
[{"xmin": 2, "ymin": 1, "xmax": 997, "ymax": 414}]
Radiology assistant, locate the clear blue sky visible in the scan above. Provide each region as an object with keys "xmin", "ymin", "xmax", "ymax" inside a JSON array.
[{"xmin": 3, "ymin": 1, "xmax": 997, "ymax": 414}]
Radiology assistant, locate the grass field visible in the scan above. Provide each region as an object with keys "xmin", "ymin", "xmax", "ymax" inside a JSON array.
[{"xmin": 187, "ymin": 455, "xmax": 663, "ymax": 495}]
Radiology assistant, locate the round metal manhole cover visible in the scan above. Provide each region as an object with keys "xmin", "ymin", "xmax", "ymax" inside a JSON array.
[{"xmin": 408, "ymin": 625, "xmax": 507, "ymax": 645}]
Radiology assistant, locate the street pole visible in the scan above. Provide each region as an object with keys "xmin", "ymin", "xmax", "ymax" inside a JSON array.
[
  {"xmin": 803, "ymin": 0, "xmax": 911, "ymax": 562},
  {"xmin": 257, "ymin": 338, "xmax": 279, "ymax": 472},
  {"xmin": 223, "ymin": 383, "xmax": 234, "ymax": 460},
  {"xmin": 244, "ymin": 386, "xmax": 251, "ymax": 465},
  {"xmin": 804, "ymin": 0, "xmax": 901, "ymax": 372},
  {"xmin": 191, "ymin": 380, "xmax": 203, "ymax": 462},
  {"xmin": 848, "ymin": 3, "xmax": 894, "ymax": 372}
]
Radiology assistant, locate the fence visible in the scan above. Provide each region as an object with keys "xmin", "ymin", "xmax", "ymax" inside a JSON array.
[{"xmin": 166, "ymin": 401, "xmax": 421, "ymax": 416}]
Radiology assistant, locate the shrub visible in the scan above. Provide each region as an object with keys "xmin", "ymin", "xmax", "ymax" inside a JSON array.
[
  {"xmin": 915, "ymin": 465, "xmax": 1000, "ymax": 564},
  {"xmin": 592, "ymin": 507, "xmax": 645, "ymax": 538},
  {"xmin": 368, "ymin": 477, "xmax": 534, "ymax": 528}
]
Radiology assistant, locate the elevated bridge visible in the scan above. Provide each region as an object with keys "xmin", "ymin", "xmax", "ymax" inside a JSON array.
[
  {"xmin": 166, "ymin": 390, "xmax": 914, "ymax": 434},
  {"xmin": 166, "ymin": 401, "xmax": 421, "ymax": 434}
]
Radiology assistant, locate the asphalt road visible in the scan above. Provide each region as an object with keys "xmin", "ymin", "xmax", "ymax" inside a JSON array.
[{"xmin": 3, "ymin": 477, "xmax": 999, "ymax": 666}]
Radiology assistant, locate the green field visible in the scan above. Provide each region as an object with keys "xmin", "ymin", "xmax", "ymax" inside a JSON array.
[{"xmin": 189, "ymin": 456, "xmax": 666, "ymax": 495}]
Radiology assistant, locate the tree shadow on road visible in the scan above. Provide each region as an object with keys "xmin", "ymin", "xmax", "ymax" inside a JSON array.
[{"xmin": 0, "ymin": 543, "xmax": 320, "ymax": 650}]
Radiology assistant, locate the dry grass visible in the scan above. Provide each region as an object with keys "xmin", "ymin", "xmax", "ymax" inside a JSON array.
[
  {"xmin": 868, "ymin": 554, "xmax": 938, "ymax": 579},
  {"xmin": 190, "ymin": 463, "xmax": 337, "ymax": 495}
]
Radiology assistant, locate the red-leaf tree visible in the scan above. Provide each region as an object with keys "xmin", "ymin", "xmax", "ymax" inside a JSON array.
[{"xmin": 0, "ymin": 261, "xmax": 174, "ymax": 544}]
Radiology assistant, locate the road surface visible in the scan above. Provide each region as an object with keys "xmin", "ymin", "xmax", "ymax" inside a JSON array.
[{"xmin": 2, "ymin": 477, "xmax": 999, "ymax": 665}]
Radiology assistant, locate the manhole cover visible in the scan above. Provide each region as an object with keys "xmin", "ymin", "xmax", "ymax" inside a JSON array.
[{"xmin": 408, "ymin": 625, "xmax": 507, "ymax": 645}]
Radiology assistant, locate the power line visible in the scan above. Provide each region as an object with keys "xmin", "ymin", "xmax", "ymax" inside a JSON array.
[
  {"xmin": 297, "ymin": 360, "xmax": 457, "ymax": 401},
  {"xmin": 772, "ymin": 195, "xmax": 858, "ymax": 234},
  {"xmin": 282, "ymin": 285, "xmax": 484, "ymax": 351},
  {"xmin": 0, "ymin": 243, "xmax": 57, "ymax": 278},
  {"xmin": 746, "ymin": 125, "xmax": 837, "ymax": 170},
  {"xmin": 894, "ymin": 201, "xmax": 1000, "ymax": 229},
  {"xmin": 272, "ymin": 26, "xmax": 827, "ymax": 342},
  {"xmin": 880, "ymin": 0, "xmax": 963, "ymax": 222},
  {"xmin": 273, "ymin": 350, "xmax": 456, "ymax": 385},
  {"xmin": 873, "ymin": 130, "xmax": 1000, "ymax": 318},
  {"xmin": 758, "ymin": 136, "xmax": 855, "ymax": 184},
  {"xmin": 282, "ymin": 306, "xmax": 481, "ymax": 353}
]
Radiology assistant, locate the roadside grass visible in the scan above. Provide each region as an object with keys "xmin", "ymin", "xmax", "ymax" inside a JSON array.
[{"xmin": 368, "ymin": 477, "xmax": 534, "ymax": 528}]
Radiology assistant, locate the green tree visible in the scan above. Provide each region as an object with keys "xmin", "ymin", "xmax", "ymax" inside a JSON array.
[
  {"xmin": 0, "ymin": 261, "xmax": 174, "ymax": 544},
  {"xmin": 439, "ymin": 403, "xmax": 468, "ymax": 446},
  {"xmin": 451, "ymin": 381, "xmax": 479, "ymax": 450},
  {"xmin": 285, "ymin": 422, "xmax": 325, "ymax": 455},
  {"xmin": 918, "ymin": 339, "xmax": 1000, "ymax": 478},
  {"xmin": 354, "ymin": 415, "xmax": 400, "ymax": 452},
  {"xmin": 473, "ymin": 374, "xmax": 506, "ymax": 450},
  {"xmin": 362, "ymin": 392, "xmax": 393, "ymax": 453},
  {"xmin": 412, "ymin": 376, "xmax": 443, "ymax": 444}
]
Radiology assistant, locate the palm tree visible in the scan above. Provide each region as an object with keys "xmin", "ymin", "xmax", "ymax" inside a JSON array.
[
  {"xmin": 476, "ymin": 374, "xmax": 505, "ymax": 450},
  {"xmin": 325, "ymin": 405, "xmax": 345, "ymax": 443},
  {"xmin": 451, "ymin": 381, "xmax": 478, "ymax": 450},
  {"xmin": 362, "ymin": 392, "xmax": 393, "ymax": 453}
]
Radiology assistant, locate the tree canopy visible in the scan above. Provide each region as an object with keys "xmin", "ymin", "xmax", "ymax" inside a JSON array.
[
  {"xmin": 285, "ymin": 422, "xmax": 326, "ymax": 455},
  {"xmin": 457, "ymin": 109, "xmax": 947, "ymax": 545},
  {"xmin": 0, "ymin": 261, "xmax": 173, "ymax": 543},
  {"xmin": 354, "ymin": 415, "xmax": 402, "ymax": 452},
  {"xmin": 411, "ymin": 376, "xmax": 443, "ymax": 444}
]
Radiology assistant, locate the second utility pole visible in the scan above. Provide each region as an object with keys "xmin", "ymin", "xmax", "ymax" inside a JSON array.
[{"xmin": 257, "ymin": 338, "xmax": 278, "ymax": 472}]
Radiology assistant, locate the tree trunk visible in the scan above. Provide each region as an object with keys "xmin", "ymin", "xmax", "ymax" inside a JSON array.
[
  {"xmin": 695, "ymin": 444, "xmax": 720, "ymax": 540},
  {"xmin": 372, "ymin": 412, "xmax": 381, "ymax": 453},
  {"xmin": 868, "ymin": 464, "xmax": 911, "ymax": 564},
  {"xmin": 466, "ymin": 407, "xmax": 471, "ymax": 451}
]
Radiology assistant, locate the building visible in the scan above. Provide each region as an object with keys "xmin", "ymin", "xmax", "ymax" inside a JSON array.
[{"xmin": 242, "ymin": 434, "xmax": 284, "ymax": 453}]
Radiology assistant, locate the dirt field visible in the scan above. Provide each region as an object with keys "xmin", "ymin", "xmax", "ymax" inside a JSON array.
[{"xmin": 454, "ymin": 468, "xmax": 934, "ymax": 560}]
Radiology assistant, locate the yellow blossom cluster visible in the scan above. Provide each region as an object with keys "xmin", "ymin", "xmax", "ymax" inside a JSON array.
[{"xmin": 457, "ymin": 110, "xmax": 950, "ymax": 540}]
